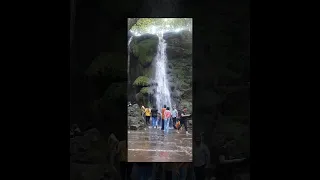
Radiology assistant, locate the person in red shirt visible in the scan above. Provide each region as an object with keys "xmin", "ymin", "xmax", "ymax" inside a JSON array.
[
  {"xmin": 161, "ymin": 105, "xmax": 167, "ymax": 130},
  {"xmin": 164, "ymin": 107, "xmax": 171, "ymax": 132}
]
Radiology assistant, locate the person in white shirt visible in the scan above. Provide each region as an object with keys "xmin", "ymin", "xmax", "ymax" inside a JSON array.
[
  {"xmin": 194, "ymin": 134, "xmax": 210, "ymax": 180},
  {"xmin": 171, "ymin": 106, "xmax": 178, "ymax": 129}
]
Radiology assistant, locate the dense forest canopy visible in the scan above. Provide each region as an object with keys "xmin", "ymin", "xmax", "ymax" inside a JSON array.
[{"xmin": 129, "ymin": 18, "xmax": 192, "ymax": 36}]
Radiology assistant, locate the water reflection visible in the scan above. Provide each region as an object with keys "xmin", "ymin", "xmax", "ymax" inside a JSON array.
[{"xmin": 128, "ymin": 128, "xmax": 192, "ymax": 162}]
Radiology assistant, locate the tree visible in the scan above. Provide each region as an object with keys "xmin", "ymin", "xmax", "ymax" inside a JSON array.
[
  {"xmin": 128, "ymin": 18, "xmax": 140, "ymax": 30},
  {"xmin": 130, "ymin": 18, "xmax": 192, "ymax": 34}
]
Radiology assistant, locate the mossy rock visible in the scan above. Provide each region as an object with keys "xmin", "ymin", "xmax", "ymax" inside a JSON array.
[
  {"xmin": 181, "ymin": 41, "xmax": 192, "ymax": 50},
  {"xmin": 140, "ymin": 87, "xmax": 154, "ymax": 95},
  {"xmin": 142, "ymin": 67, "xmax": 153, "ymax": 78},
  {"xmin": 135, "ymin": 92, "xmax": 148, "ymax": 105},
  {"xmin": 133, "ymin": 76, "xmax": 150, "ymax": 87},
  {"xmin": 180, "ymin": 100, "xmax": 192, "ymax": 113},
  {"xmin": 173, "ymin": 68, "xmax": 186, "ymax": 79},
  {"xmin": 180, "ymin": 30, "xmax": 192, "ymax": 41},
  {"xmin": 132, "ymin": 35, "xmax": 158, "ymax": 67}
]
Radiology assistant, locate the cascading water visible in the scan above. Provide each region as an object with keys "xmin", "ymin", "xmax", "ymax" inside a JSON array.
[
  {"xmin": 154, "ymin": 34, "xmax": 172, "ymax": 111},
  {"xmin": 127, "ymin": 36, "xmax": 133, "ymax": 84}
]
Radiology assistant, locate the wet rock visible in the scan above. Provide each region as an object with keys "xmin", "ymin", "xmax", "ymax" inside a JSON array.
[
  {"xmin": 180, "ymin": 100, "xmax": 192, "ymax": 114},
  {"xmin": 163, "ymin": 31, "xmax": 192, "ymax": 110},
  {"xmin": 135, "ymin": 33, "xmax": 158, "ymax": 43},
  {"xmin": 128, "ymin": 116, "xmax": 145, "ymax": 130},
  {"xmin": 129, "ymin": 125, "xmax": 138, "ymax": 130},
  {"xmin": 128, "ymin": 104, "xmax": 146, "ymax": 130},
  {"xmin": 128, "ymin": 31, "xmax": 133, "ymax": 40}
]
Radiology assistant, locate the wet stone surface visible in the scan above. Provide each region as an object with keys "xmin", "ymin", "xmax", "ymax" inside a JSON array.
[{"xmin": 128, "ymin": 127, "xmax": 192, "ymax": 162}]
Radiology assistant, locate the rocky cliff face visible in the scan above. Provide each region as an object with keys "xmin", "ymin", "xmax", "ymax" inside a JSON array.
[
  {"xmin": 128, "ymin": 34, "xmax": 159, "ymax": 106},
  {"xmin": 127, "ymin": 104, "xmax": 146, "ymax": 130},
  {"xmin": 164, "ymin": 30, "xmax": 192, "ymax": 112},
  {"xmin": 128, "ymin": 30, "xmax": 192, "ymax": 112}
]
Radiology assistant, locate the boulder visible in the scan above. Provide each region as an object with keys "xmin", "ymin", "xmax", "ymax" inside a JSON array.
[
  {"xmin": 131, "ymin": 34, "xmax": 158, "ymax": 67},
  {"xmin": 128, "ymin": 104, "xmax": 146, "ymax": 130}
]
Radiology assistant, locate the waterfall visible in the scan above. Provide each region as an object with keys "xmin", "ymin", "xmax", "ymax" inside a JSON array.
[
  {"xmin": 128, "ymin": 36, "xmax": 133, "ymax": 85},
  {"xmin": 154, "ymin": 34, "xmax": 172, "ymax": 111}
]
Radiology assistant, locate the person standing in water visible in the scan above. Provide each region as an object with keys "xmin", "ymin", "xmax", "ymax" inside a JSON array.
[
  {"xmin": 177, "ymin": 107, "xmax": 191, "ymax": 135},
  {"xmin": 164, "ymin": 107, "xmax": 171, "ymax": 132},
  {"xmin": 171, "ymin": 106, "xmax": 178, "ymax": 129},
  {"xmin": 145, "ymin": 106, "xmax": 151, "ymax": 127},
  {"xmin": 151, "ymin": 105, "xmax": 158, "ymax": 129},
  {"xmin": 161, "ymin": 105, "xmax": 166, "ymax": 131},
  {"xmin": 157, "ymin": 112, "xmax": 161, "ymax": 128}
]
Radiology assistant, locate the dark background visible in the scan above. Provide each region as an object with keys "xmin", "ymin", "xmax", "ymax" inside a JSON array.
[
  {"xmin": 6, "ymin": 0, "xmax": 307, "ymax": 179},
  {"xmin": 70, "ymin": 0, "xmax": 250, "ymax": 142},
  {"xmin": 69, "ymin": 0, "xmax": 250, "ymax": 178}
]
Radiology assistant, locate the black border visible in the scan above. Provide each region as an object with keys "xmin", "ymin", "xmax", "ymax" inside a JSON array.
[
  {"xmin": 16, "ymin": 0, "xmax": 309, "ymax": 179},
  {"xmin": 32, "ymin": 0, "xmax": 257, "ymax": 179}
]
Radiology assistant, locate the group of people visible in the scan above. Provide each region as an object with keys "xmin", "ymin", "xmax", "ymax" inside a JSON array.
[{"xmin": 141, "ymin": 104, "xmax": 191, "ymax": 135}]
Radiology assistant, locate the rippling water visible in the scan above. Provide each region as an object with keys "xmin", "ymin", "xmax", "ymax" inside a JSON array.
[{"xmin": 128, "ymin": 128, "xmax": 192, "ymax": 162}]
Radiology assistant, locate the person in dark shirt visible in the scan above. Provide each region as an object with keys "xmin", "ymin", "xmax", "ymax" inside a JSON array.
[
  {"xmin": 215, "ymin": 140, "xmax": 246, "ymax": 180},
  {"xmin": 177, "ymin": 107, "xmax": 191, "ymax": 135},
  {"xmin": 151, "ymin": 106, "xmax": 158, "ymax": 129}
]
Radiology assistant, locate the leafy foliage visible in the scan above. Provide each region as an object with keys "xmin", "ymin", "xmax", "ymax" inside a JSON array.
[
  {"xmin": 130, "ymin": 18, "xmax": 192, "ymax": 34},
  {"xmin": 133, "ymin": 76, "xmax": 150, "ymax": 87},
  {"xmin": 128, "ymin": 18, "xmax": 140, "ymax": 30},
  {"xmin": 142, "ymin": 66, "xmax": 153, "ymax": 78},
  {"xmin": 140, "ymin": 87, "xmax": 150, "ymax": 95},
  {"xmin": 132, "ymin": 37, "xmax": 158, "ymax": 67}
]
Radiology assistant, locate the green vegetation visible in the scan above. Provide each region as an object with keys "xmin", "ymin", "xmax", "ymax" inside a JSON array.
[
  {"xmin": 140, "ymin": 87, "xmax": 150, "ymax": 95},
  {"xmin": 133, "ymin": 76, "xmax": 150, "ymax": 87},
  {"xmin": 130, "ymin": 18, "xmax": 192, "ymax": 34},
  {"xmin": 132, "ymin": 37, "xmax": 158, "ymax": 67},
  {"xmin": 142, "ymin": 66, "xmax": 153, "ymax": 78}
]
